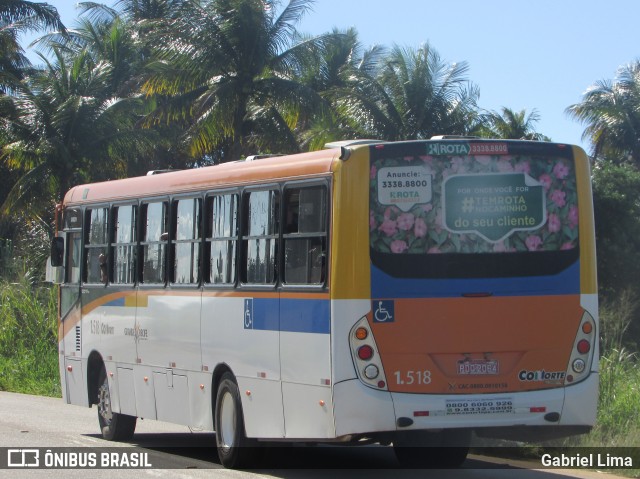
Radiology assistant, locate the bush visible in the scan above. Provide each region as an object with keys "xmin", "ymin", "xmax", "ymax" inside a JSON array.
[{"xmin": 0, "ymin": 279, "xmax": 60, "ymax": 396}]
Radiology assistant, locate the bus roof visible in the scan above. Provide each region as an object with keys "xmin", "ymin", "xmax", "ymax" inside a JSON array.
[{"xmin": 63, "ymin": 148, "xmax": 340, "ymax": 206}]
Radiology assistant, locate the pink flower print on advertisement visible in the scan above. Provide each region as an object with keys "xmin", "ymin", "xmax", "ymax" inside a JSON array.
[
  {"xmin": 550, "ymin": 189, "xmax": 566, "ymax": 208},
  {"xmin": 414, "ymin": 218, "xmax": 427, "ymax": 238},
  {"xmin": 397, "ymin": 213, "xmax": 415, "ymax": 231},
  {"xmin": 547, "ymin": 213, "xmax": 561, "ymax": 233},
  {"xmin": 553, "ymin": 161, "xmax": 570, "ymax": 180},
  {"xmin": 378, "ymin": 218, "xmax": 398, "ymax": 237},
  {"xmin": 391, "ymin": 240, "xmax": 408, "ymax": 254},
  {"xmin": 525, "ymin": 235, "xmax": 543, "ymax": 251}
]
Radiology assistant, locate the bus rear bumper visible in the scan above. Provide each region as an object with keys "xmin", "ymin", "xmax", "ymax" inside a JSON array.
[{"xmin": 333, "ymin": 373, "xmax": 598, "ymax": 439}]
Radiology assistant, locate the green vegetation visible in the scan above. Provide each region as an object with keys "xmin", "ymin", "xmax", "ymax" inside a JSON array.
[{"xmin": 0, "ymin": 276, "xmax": 60, "ymax": 397}]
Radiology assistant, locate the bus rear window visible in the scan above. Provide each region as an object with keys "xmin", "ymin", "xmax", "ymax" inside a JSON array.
[{"xmin": 369, "ymin": 141, "xmax": 580, "ymax": 278}]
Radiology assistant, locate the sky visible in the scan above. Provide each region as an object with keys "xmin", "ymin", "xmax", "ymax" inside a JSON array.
[{"xmin": 23, "ymin": 0, "xmax": 640, "ymax": 152}]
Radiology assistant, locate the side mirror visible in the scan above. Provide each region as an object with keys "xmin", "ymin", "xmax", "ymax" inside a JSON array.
[{"xmin": 50, "ymin": 237, "xmax": 64, "ymax": 267}]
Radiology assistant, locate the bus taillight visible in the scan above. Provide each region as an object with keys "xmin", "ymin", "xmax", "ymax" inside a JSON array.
[
  {"xmin": 358, "ymin": 345, "xmax": 374, "ymax": 360},
  {"xmin": 565, "ymin": 311, "xmax": 596, "ymax": 385},
  {"xmin": 577, "ymin": 340, "xmax": 590, "ymax": 355},
  {"xmin": 349, "ymin": 317, "xmax": 388, "ymax": 390}
]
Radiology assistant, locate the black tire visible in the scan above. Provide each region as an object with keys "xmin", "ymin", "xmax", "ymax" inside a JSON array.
[
  {"xmin": 214, "ymin": 372, "xmax": 263, "ymax": 469},
  {"xmin": 97, "ymin": 367, "xmax": 137, "ymax": 441},
  {"xmin": 393, "ymin": 429, "xmax": 470, "ymax": 468}
]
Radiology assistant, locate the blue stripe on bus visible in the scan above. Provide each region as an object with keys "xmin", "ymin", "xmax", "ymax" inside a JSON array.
[
  {"xmin": 104, "ymin": 297, "xmax": 126, "ymax": 307},
  {"xmin": 281, "ymin": 299, "xmax": 331, "ymax": 334},
  {"xmin": 250, "ymin": 298, "xmax": 330, "ymax": 334},
  {"xmin": 371, "ymin": 260, "xmax": 580, "ymax": 299}
]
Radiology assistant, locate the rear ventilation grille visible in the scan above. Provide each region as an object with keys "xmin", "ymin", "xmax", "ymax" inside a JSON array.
[{"xmin": 75, "ymin": 325, "xmax": 81, "ymax": 352}]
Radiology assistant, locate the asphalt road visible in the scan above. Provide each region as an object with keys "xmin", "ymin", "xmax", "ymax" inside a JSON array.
[{"xmin": 0, "ymin": 391, "xmax": 626, "ymax": 479}]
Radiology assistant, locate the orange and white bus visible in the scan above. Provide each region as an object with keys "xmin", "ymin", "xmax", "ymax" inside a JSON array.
[{"xmin": 50, "ymin": 138, "xmax": 598, "ymax": 468}]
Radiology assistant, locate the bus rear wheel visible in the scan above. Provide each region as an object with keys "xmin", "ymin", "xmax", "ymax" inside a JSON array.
[
  {"xmin": 393, "ymin": 429, "xmax": 470, "ymax": 468},
  {"xmin": 214, "ymin": 372, "xmax": 263, "ymax": 468},
  {"xmin": 97, "ymin": 367, "xmax": 136, "ymax": 441}
]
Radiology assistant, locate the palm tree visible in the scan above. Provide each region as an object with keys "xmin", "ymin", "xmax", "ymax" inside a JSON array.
[
  {"xmin": 480, "ymin": 107, "xmax": 548, "ymax": 140},
  {"xmin": 2, "ymin": 46, "xmax": 158, "ymax": 214},
  {"xmin": 0, "ymin": 0, "xmax": 65, "ymax": 94},
  {"xmin": 337, "ymin": 43, "xmax": 480, "ymax": 141},
  {"xmin": 142, "ymin": 0, "xmax": 324, "ymax": 162},
  {"xmin": 567, "ymin": 61, "xmax": 640, "ymax": 164},
  {"xmin": 294, "ymin": 27, "xmax": 385, "ymax": 149},
  {"xmin": 36, "ymin": 3, "xmax": 192, "ymax": 175}
]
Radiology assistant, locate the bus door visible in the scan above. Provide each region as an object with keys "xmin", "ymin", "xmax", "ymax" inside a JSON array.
[{"xmin": 59, "ymin": 209, "xmax": 84, "ymax": 405}]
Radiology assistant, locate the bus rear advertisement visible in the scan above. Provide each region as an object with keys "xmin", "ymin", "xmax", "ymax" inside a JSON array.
[{"xmin": 49, "ymin": 139, "xmax": 598, "ymax": 468}]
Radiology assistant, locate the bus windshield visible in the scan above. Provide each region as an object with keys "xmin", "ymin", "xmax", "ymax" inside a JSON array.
[{"xmin": 369, "ymin": 141, "xmax": 580, "ymax": 278}]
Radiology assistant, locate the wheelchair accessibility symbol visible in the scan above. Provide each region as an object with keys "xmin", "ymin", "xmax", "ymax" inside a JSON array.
[
  {"xmin": 373, "ymin": 300, "xmax": 394, "ymax": 323},
  {"xmin": 244, "ymin": 299, "xmax": 253, "ymax": 329}
]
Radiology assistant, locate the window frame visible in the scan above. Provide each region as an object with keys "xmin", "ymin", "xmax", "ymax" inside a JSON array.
[
  {"xmin": 83, "ymin": 205, "xmax": 110, "ymax": 285},
  {"xmin": 203, "ymin": 189, "xmax": 239, "ymax": 289},
  {"xmin": 239, "ymin": 185, "xmax": 280, "ymax": 289},
  {"xmin": 280, "ymin": 180, "xmax": 330, "ymax": 290},
  {"xmin": 139, "ymin": 197, "xmax": 170, "ymax": 288},
  {"xmin": 110, "ymin": 202, "xmax": 138, "ymax": 286},
  {"xmin": 170, "ymin": 194, "xmax": 203, "ymax": 287}
]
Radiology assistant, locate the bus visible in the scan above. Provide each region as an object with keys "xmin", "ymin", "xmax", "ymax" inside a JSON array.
[{"xmin": 49, "ymin": 138, "xmax": 598, "ymax": 468}]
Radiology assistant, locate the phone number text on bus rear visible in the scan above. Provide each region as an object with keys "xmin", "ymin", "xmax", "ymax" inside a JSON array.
[{"xmin": 445, "ymin": 398, "xmax": 513, "ymax": 415}]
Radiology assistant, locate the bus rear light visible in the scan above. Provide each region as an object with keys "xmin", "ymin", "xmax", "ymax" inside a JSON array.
[
  {"xmin": 358, "ymin": 345, "xmax": 374, "ymax": 360},
  {"xmin": 577, "ymin": 340, "xmax": 590, "ymax": 354},
  {"xmin": 530, "ymin": 407, "xmax": 546, "ymax": 413},
  {"xmin": 572, "ymin": 359, "xmax": 586, "ymax": 373},
  {"xmin": 565, "ymin": 311, "xmax": 596, "ymax": 386},
  {"xmin": 364, "ymin": 364, "xmax": 379, "ymax": 379},
  {"xmin": 349, "ymin": 317, "xmax": 388, "ymax": 391},
  {"xmin": 355, "ymin": 327, "xmax": 368, "ymax": 340},
  {"xmin": 413, "ymin": 411, "xmax": 429, "ymax": 417}
]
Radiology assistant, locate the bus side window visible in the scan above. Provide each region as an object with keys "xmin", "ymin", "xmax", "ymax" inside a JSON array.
[
  {"xmin": 283, "ymin": 185, "xmax": 327, "ymax": 285},
  {"xmin": 206, "ymin": 194, "xmax": 238, "ymax": 285},
  {"xmin": 66, "ymin": 231, "xmax": 81, "ymax": 284},
  {"xmin": 141, "ymin": 201, "xmax": 168, "ymax": 285},
  {"xmin": 112, "ymin": 205, "xmax": 137, "ymax": 285},
  {"xmin": 242, "ymin": 189, "xmax": 279, "ymax": 284},
  {"xmin": 84, "ymin": 208, "xmax": 109, "ymax": 284},
  {"xmin": 173, "ymin": 198, "xmax": 202, "ymax": 285}
]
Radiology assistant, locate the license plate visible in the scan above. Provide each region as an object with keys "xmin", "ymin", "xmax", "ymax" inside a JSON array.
[
  {"xmin": 445, "ymin": 398, "xmax": 513, "ymax": 415},
  {"xmin": 457, "ymin": 359, "xmax": 499, "ymax": 375}
]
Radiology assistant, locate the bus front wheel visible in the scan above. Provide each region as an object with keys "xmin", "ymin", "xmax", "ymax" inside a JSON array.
[
  {"xmin": 97, "ymin": 367, "xmax": 136, "ymax": 441},
  {"xmin": 214, "ymin": 372, "xmax": 262, "ymax": 468}
]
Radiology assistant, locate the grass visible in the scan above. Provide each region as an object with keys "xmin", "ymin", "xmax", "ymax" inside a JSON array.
[
  {"xmin": 588, "ymin": 349, "xmax": 640, "ymax": 447},
  {"xmin": 0, "ymin": 279, "xmax": 60, "ymax": 397}
]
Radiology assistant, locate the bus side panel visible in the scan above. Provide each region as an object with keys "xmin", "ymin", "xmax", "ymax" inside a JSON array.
[
  {"xmin": 117, "ymin": 367, "xmax": 137, "ymax": 416},
  {"xmin": 282, "ymin": 383, "xmax": 334, "ymax": 438},
  {"xmin": 63, "ymin": 357, "xmax": 88, "ymax": 407},
  {"xmin": 136, "ymin": 292, "xmax": 202, "ymax": 372},
  {"xmin": 201, "ymin": 294, "xmax": 285, "ymax": 439},
  {"xmin": 133, "ymin": 365, "xmax": 157, "ymax": 420},
  {"xmin": 153, "ymin": 371, "xmax": 190, "ymax": 425},
  {"xmin": 189, "ymin": 371, "xmax": 214, "ymax": 430},
  {"xmin": 333, "ymin": 380, "xmax": 396, "ymax": 437},
  {"xmin": 81, "ymin": 290, "xmax": 138, "ymax": 365},
  {"xmin": 279, "ymin": 296, "xmax": 333, "ymax": 438},
  {"xmin": 559, "ymin": 373, "xmax": 598, "ymax": 425}
]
